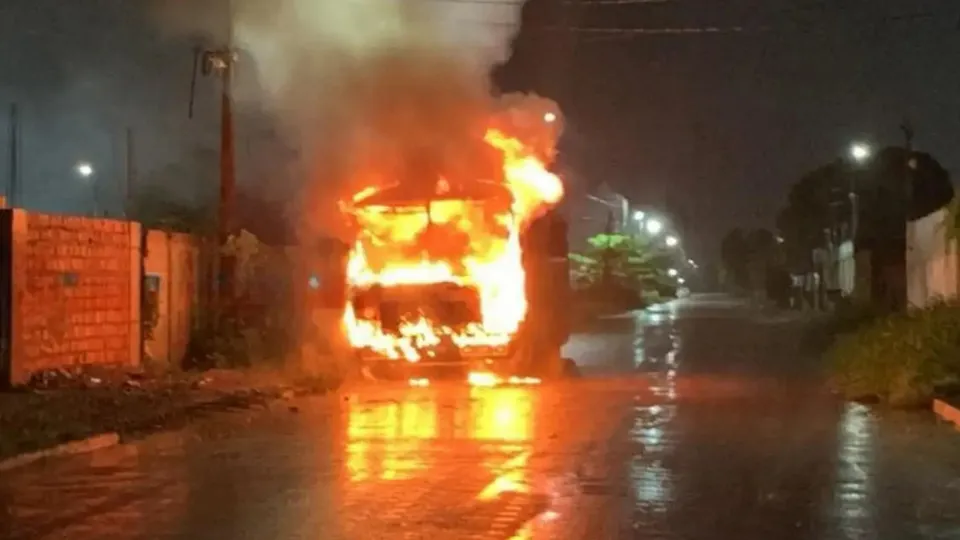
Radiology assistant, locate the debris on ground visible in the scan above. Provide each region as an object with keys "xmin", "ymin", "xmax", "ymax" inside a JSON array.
[{"xmin": 0, "ymin": 366, "xmax": 337, "ymax": 462}]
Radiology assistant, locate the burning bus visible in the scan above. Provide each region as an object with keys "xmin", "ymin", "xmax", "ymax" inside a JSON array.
[{"xmin": 338, "ymin": 128, "xmax": 570, "ymax": 379}]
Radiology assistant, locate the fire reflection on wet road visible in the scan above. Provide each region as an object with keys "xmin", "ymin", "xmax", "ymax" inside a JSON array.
[{"xmin": 3, "ymin": 295, "xmax": 960, "ymax": 539}]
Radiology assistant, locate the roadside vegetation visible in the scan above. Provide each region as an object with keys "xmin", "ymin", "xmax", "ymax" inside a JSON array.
[
  {"xmin": 827, "ymin": 300, "xmax": 960, "ymax": 407},
  {"xmin": 720, "ymin": 145, "xmax": 958, "ymax": 408},
  {"xmin": 822, "ymin": 191, "xmax": 960, "ymax": 408},
  {"xmin": 0, "ymin": 369, "xmax": 333, "ymax": 462},
  {"xmin": 569, "ymin": 232, "xmax": 677, "ymax": 320}
]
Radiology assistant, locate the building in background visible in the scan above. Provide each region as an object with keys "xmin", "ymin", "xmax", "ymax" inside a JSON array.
[{"xmin": 906, "ymin": 207, "xmax": 959, "ymax": 307}]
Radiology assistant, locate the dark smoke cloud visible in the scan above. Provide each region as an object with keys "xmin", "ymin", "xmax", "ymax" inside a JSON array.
[{"xmin": 153, "ymin": 0, "xmax": 561, "ymax": 240}]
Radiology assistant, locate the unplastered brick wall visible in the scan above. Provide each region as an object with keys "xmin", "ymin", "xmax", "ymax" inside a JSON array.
[{"xmin": 9, "ymin": 211, "xmax": 141, "ymax": 384}]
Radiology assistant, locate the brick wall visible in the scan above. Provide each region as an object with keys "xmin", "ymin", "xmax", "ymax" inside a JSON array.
[{"xmin": 5, "ymin": 210, "xmax": 141, "ymax": 384}]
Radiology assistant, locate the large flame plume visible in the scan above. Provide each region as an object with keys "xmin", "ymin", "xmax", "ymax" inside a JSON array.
[
  {"xmin": 152, "ymin": 0, "xmax": 565, "ymax": 362},
  {"xmin": 342, "ymin": 114, "xmax": 564, "ymax": 361}
]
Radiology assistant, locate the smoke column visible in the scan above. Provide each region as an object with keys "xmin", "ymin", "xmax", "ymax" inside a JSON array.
[{"xmin": 155, "ymin": 0, "xmax": 561, "ymax": 239}]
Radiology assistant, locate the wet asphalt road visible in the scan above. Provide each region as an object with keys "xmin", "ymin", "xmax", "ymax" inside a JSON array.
[{"xmin": 3, "ymin": 294, "xmax": 960, "ymax": 539}]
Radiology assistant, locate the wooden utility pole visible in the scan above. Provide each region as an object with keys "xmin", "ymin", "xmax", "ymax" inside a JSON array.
[
  {"xmin": 216, "ymin": 48, "xmax": 237, "ymax": 306},
  {"xmin": 188, "ymin": 9, "xmax": 239, "ymax": 313}
]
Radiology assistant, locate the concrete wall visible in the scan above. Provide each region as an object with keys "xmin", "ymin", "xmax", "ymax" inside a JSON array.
[
  {"xmin": 143, "ymin": 230, "xmax": 201, "ymax": 370},
  {"xmin": 906, "ymin": 207, "xmax": 958, "ymax": 308},
  {"xmin": 6, "ymin": 210, "xmax": 141, "ymax": 384}
]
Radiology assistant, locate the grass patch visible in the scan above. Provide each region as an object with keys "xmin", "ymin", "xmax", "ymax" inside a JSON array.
[
  {"xmin": 0, "ymin": 369, "xmax": 337, "ymax": 462},
  {"xmin": 801, "ymin": 300, "xmax": 889, "ymax": 354},
  {"xmin": 828, "ymin": 300, "xmax": 960, "ymax": 407}
]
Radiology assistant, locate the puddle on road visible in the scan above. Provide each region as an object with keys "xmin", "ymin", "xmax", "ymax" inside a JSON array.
[{"xmin": 6, "ymin": 293, "xmax": 960, "ymax": 540}]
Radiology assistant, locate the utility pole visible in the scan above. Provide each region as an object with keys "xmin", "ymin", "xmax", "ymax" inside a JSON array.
[
  {"xmin": 188, "ymin": 6, "xmax": 239, "ymax": 314},
  {"xmin": 8, "ymin": 104, "xmax": 19, "ymax": 207},
  {"xmin": 217, "ymin": 55, "xmax": 237, "ymax": 253},
  {"xmin": 849, "ymin": 175, "xmax": 859, "ymax": 243},
  {"xmin": 123, "ymin": 127, "xmax": 136, "ymax": 218},
  {"xmin": 901, "ymin": 120, "xmax": 915, "ymax": 310},
  {"xmin": 901, "ymin": 120, "xmax": 914, "ymax": 221}
]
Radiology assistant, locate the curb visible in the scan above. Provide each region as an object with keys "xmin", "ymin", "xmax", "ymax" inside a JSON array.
[
  {"xmin": 933, "ymin": 399, "xmax": 960, "ymax": 429},
  {"xmin": 0, "ymin": 378, "xmax": 339, "ymax": 472},
  {"xmin": 0, "ymin": 382, "xmax": 335, "ymax": 474},
  {"xmin": 0, "ymin": 433, "xmax": 120, "ymax": 473}
]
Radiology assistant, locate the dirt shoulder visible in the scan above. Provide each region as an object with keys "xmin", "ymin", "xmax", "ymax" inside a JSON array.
[{"xmin": 0, "ymin": 368, "xmax": 337, "ymax": 462}]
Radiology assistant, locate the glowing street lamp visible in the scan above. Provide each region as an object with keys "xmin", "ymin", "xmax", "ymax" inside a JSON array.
[
  {"xmin": 645, "ymin": 218, "xmax": 664, "ymax": 236},
  {"xmin": 543, "ymin": 112, "xmax": 557, "ymax": 123},
  {"xmin": 677, "ymin": 277, "xmax": 686, "ymax": 285},
  {"xmin": 667, "ymin": 268, "xmax": 678, "ymax": 277},
  {"xmin": 633, "ymin": 210, "xmax": 645, "ymax": 221},
  {"xmin": 847, "ymin": 142, "xmax": 871, "ymax": 240},
  {"xmin": 665, "ymin": 235, "xmax": 679, "ymax": 248},
  {"xmin": 74, "ymin": 161, "xmax": 99, "ymax": 215},
  {"xmin": 75, "ymin": 162, "xmax": 94, "ymax": 178},
  {"xmin": 850, "ymin": 142, "xmax": 871, "ymax": 163}
]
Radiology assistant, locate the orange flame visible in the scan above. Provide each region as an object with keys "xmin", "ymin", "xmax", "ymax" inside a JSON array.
[
  {"xmin": 484, "ymin": 129, "xmax": 563, "ymax": 225},
  {"xmin": 342, "ymin": 127, "xmax": 563, "ymax": 361}
]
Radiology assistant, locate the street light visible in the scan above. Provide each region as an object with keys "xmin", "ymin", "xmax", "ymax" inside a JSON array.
[
  {"xmin": 633, "ymin": 210, "xmax": 645, "ymax": 221},
  {"xmin": 74, "ymin": 161, "xmax": 99, "ymax": 215},
  {"xmin": 543, "ymin": 112, "xmax": 557, "ymax": 123},
  {"xmin": 667, "ymin": 268, "xmax": 678, "ymax": 277},
  {"xmin": 850, "ymin": 142, "xmax": 871, "ymax": 163},
  {"xmin": 665, "ymin": 235, "xmax": 679, "ymax": 248},
  {"xmin": 677, "ymin": 277, "xmax": 686, "ymax": 285},
  {"xmin": 75, "ymin": 162, "xmax": 94, "ymax": 178},
  {"xmin": 847, "ymin": 142, "xmax": 871, "ymax": 242},
  {"xmin": 645, "ymin": 218, "xmax": 663, "ymax": 236}
]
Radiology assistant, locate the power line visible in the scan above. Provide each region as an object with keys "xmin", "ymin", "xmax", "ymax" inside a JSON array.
[
  {"xmin": 419, "ymin": 0, "xmax": 524, "ymax": 4},
  {"xmin": 442, "ymin": 1, "xmax": 959, "ymax": 43},
  {"xmin": 420, "ymin": 0, "xmax": 672, "ymax": 4},
  {"xmin": 565, "ymin": 24, "xmax": 752, "ymax": 35},
  {"xmin": 554, "ymin": 9, "xmax": 954, "ymax": 38},
  {"xmin": 570, "ymin": 0, "xmax": 672, "ymax": 4},
  {"xmin": 453, "ymin": 7, "xmax": 956, "ymax": 30}
]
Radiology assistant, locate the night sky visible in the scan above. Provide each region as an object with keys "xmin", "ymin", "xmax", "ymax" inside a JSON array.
[
  {"xmin": 1, "ymin": 0, "xmax": 959, "ymax": 261},
  {"xmin": 500, "ymin": 0, "xmax": 960, "ymax": 259}
]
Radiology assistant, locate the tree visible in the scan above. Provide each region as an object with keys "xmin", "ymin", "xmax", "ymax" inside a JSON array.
[
  {"xmin": 570, "ymin": 232, "xmax": 674, "ymax": 291},
  {"xmin": 720, "ymin": 227, "xmax": 784, "ymax": 297},
  {"xmin": 944, "ymin": 196, "xmax": 960, "ymax": 243},
  {"xmin": 776, "ymin": 146, "xmax": 953, "ymax": 272},
  {"xmin": 129, "ymin": 146, "xmax": 219, "ymax": 234},
  {"xmin": 775, "ymin": 163, "xmax": 839, "ymax": 272},
  {"xmin": 130, "ymin": 146, "xmax": 295, "ymax": 243},
  {"xmin": 746, "ymin": 228, "xmax": 777, "ymax": 291},
  {"xmin": 720, "ymin": 228, "xmax": 750, "ymax": 290},
  {"xmin": 128, "ymin": 184, "xmax": 216, "ymax": 235}
]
